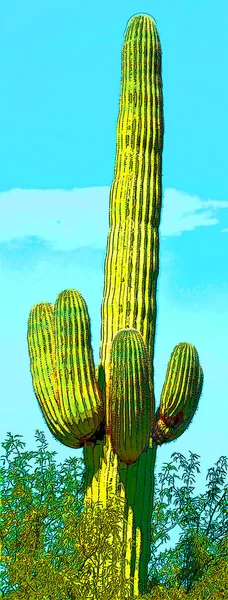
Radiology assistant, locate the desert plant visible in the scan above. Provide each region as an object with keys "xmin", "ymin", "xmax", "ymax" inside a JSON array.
[{"xmin": 26, "ymin": 13, "xmax": 204, "ymax": 598}]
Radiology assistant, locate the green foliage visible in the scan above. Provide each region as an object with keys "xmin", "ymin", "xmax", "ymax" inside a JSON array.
[
  {"xmin": 148, "ymin": 451, "xmax": 228, "ymax": 594},
  {"xmin": 0, "ymin": 430, "xmax": 84, "ymax": 599},
  {"xmin": 0, "ymin": 431, "xmax": 227, "ymax": 599},
  {"xmin": 0, "ymin": 431, "xmax": 136, "ymax": 599}
]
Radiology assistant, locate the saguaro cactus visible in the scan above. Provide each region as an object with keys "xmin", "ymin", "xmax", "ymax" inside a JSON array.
[{"xmin": 27, "ymin": 13, "xmax": 204, "ymax": 598}]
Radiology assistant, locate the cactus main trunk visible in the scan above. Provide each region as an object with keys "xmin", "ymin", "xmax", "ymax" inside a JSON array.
[
  {"xmin": 83, "ymin": 14, "xmax": 163, "ymax": 596},
  {"xmin": 27, "ymin": 12, "xmax": 204, "ymax": 599},
  {"xmin": 101, "ymin": 13, "xmax": 163, "ymax": 399}
]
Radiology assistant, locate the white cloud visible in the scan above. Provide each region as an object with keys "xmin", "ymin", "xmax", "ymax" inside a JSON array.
[
  {"xmin": 160, "ymin": 188, "xmax": 228, "ymax": 237},
  {"xmin": 0, "ymin": 187, "xmax": 110, "ymax": 251},
  {"xmin": 0, "ymin": 186, "xmax": 228, "ymax": 251}
]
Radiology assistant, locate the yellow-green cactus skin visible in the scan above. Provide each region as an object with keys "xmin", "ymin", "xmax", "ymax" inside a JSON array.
[{"xmin": 27, "ymin": 13, "xmax": 204, "ymax": 597}]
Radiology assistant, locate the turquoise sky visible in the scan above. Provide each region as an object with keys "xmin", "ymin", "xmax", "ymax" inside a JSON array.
[{"xmin": 1, "ymin": 0, "xmax": 228, "ymax": 577}]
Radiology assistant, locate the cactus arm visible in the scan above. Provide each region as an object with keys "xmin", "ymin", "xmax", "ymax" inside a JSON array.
[
  {"xmin": 27, "ymin": 290, "xmax": 105, "ymax": 449},
  {"xmin": 108, "ymin": 328, "xmax": 155, "ymax": 464},
  {"xmin": 152, "ymin": 343, "xmax": 204, "ymax": 445}
]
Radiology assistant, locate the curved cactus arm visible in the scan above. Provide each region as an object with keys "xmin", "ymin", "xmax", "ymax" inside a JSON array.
[
  {"xmin": 27, "ymin": 301, "xmax": 80, "ymax": 448},
  {"xmin": 107, "ymin": 327, "xmax": 155, "ymax": 464},
  {"xmin": 152, "ymin": 342, "xmax": 204, "ymax": 445},
  {"xmin": 27, "ymin": 289, "xmax": 105, "ymax": 449}
]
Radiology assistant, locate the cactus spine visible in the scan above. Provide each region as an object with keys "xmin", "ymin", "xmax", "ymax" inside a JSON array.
[{"xmin": 27, "ymin": 13, "xmax": 204, "ymax": 597}]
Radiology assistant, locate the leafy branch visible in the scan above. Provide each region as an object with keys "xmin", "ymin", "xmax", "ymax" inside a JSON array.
[{"xmin": 1, "ymin": 431, "xmax": 227, "ymax": 599}]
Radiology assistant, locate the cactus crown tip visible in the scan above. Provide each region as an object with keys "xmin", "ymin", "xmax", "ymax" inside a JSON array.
[
  {"xmin": 127, "ymin": 13, "xmax": 157, "ymax": 26},
  {"xmin": 124, "ymin": 13, "xmax": 159, "ymax": 44}
]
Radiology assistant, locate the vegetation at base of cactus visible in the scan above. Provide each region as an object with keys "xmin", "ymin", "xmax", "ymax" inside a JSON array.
[
  {"xmin": 1, "ymin": 432, "xmax": 227, "ymax": 600},
  {"xmin": 26, "ymin": 13, "xmax": 205, "ymax": 597},
  {"xmin": 147, "ymin": 453, "xmax": 228, "ymax": 599}
]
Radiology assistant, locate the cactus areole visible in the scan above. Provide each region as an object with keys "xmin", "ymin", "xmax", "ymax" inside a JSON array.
[{"xmin": 27, "ymin": 13, "xmax": 204, "ymax": 598}]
